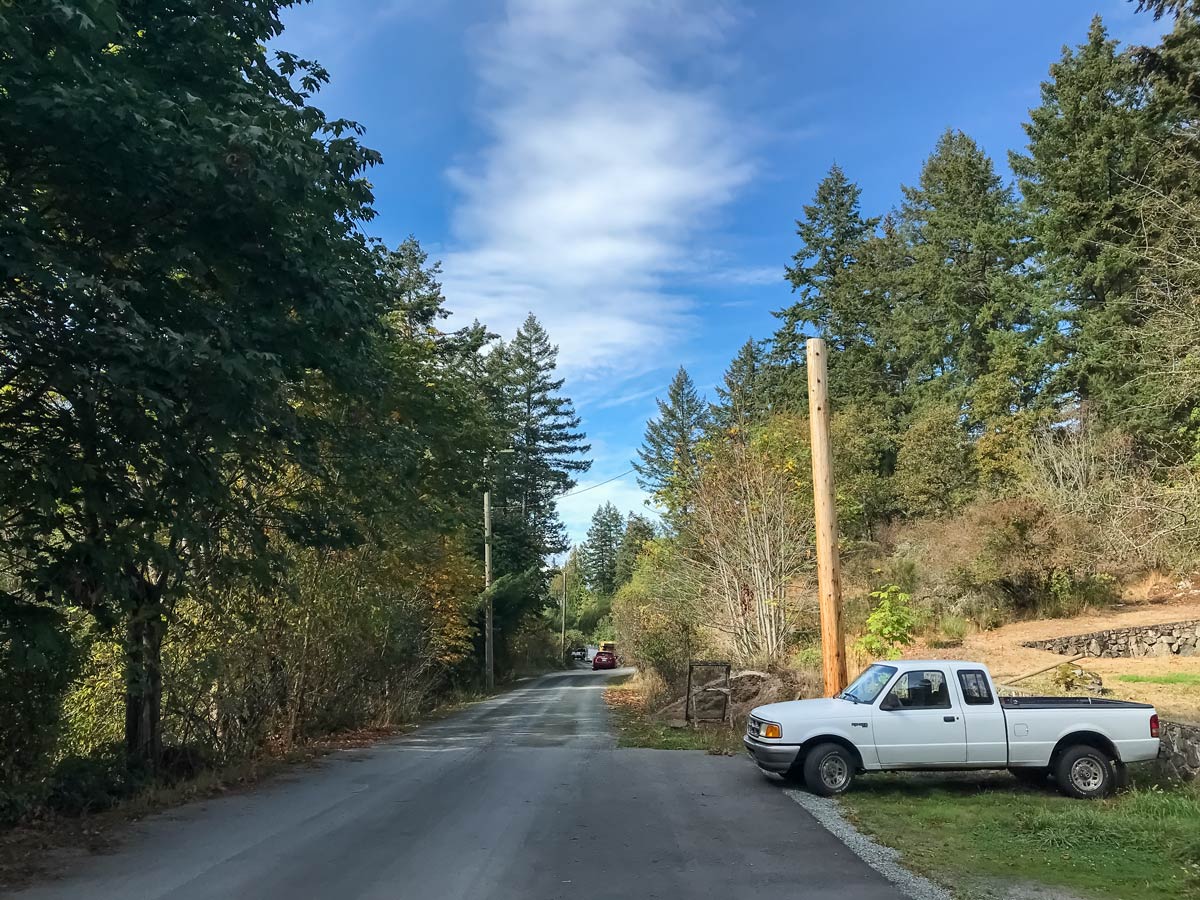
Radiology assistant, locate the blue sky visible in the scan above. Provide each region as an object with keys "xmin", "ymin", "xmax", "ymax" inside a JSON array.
[{"xmin": 277, "ymin": 0, "xmax": 1167, "ymax": 543}]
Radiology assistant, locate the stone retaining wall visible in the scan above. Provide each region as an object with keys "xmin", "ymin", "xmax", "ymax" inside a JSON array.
[
  {"xmin": 1157, "ymin": 720, "xmax": 1200, "ymax": 781},
  {"xmin": 1022, "ymin": 619, "xmax": 1200, "ymax": 658}
]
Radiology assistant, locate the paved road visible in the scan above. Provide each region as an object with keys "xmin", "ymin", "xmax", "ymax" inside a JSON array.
[{"xmin": 12, "ymin": 668, "xmax": 902, "ymax": 900}]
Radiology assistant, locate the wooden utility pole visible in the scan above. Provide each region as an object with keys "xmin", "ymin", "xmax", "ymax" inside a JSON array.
[
  {"xmin": 560, "ymin": 552, "xmax": 568, "ymax": 662},
  {"xmin": 484, "ymin": 490, "xmax": 494, "ymax": 692},
  {"xmin": 806, "ymin": 338, "xmax": 848, "ymax": 696}
]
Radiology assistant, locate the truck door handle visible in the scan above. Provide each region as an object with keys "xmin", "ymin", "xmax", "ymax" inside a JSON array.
[{"xmin": 943, "ymin": 716, "xmax": 958, "ymax": 722}]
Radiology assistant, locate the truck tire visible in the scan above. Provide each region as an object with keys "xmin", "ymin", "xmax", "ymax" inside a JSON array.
[
  {"xmin": 802, "ymin": 743, "xmax": 855, "ymax": 796},
  {"xmin": 1054, "ymin": 745, "xmax": 1115, "ymax": 799}
]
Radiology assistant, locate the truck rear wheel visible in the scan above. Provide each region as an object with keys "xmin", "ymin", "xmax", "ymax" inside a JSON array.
[
  {"xmin": 802, "ymin": 743, "xmax": 855, "ymax": 796},
  {"xmin": 1054, "ymin": 745, "xmax": 1115, "ymax": 799}
]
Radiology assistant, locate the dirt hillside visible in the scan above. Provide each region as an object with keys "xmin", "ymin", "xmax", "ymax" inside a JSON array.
[{"xmin": 903, "ymin": 585, "xmax": 1200, "ymax": 722}]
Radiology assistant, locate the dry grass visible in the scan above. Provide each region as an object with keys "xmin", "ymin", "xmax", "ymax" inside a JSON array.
[
  {"xmin": 603, "ymin": 674, "xmax": 744, "ymax": 754},
  {"xmin": 901, "ymin": 589, "xmax": 1200, "ymax": 723}
]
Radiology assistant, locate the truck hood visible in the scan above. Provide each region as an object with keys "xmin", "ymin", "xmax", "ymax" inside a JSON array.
[{"xmin": 750, "ymin": 697, "xmax": 862, "ymax": 722}]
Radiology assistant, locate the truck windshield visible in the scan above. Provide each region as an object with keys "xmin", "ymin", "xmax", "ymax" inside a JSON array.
[{"xmin": 840, "ymin": 664, "xmax": 898, "ymax": 704}]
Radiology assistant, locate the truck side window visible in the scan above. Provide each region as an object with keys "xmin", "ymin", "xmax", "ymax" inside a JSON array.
[
  {"xmin": 885, "ymin": 670, "xmax": 951, "ymax": 709},
  {"xmin": 958, "ymin": 670, "xmax": 994, "ymax": 705}
]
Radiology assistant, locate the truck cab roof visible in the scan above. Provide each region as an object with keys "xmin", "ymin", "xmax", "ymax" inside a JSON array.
[{"xmin": 876, "ymin": 659, "xmax": 990, "ymax": 672}]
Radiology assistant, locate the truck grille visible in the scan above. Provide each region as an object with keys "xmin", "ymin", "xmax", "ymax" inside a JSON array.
[{"xmin": 747, "ymin": 717, "xmax": 761, "ymax": 738}]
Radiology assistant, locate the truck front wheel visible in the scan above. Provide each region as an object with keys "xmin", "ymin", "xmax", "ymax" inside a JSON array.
[
  {"xmin": 1054, "ymin": 745, "xmax": 1115, "ymax": 799},
  {"xmin": 802, "ymin": 743, "xmax": 855, "ymax": 796}
]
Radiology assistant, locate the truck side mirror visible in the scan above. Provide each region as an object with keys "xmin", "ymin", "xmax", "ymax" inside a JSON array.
[{"xmin": 879, "ymin": 693, "xmax": 899, "ymax": 712}]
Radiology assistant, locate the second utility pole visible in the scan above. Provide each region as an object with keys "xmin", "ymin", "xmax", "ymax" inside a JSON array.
[
  {"xmin": 560, "ymin": 551, "xmax": 569, "ymax": 661},
  {"xmin": 484, "ymin": 490, "xmax": 494, "ymax": 692},
  {"xmin": 806, "ymin": 338, "xmax": 848, "ymax": 697}
]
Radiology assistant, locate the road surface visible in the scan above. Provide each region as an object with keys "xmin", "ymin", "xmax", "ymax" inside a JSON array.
[{"xmin": 12, "ymin": 668, "xmax": 903, "ymax": 900}]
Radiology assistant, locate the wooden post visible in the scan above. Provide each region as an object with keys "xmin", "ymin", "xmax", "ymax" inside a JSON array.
[
  {"xmin": 484, "ymin": 490, "xmax": 494, "ymax": 692},
  {"xmin": 560, "ymin": 552, "xmax": 568, "ymax": 662},
  {"xmin": 806, "ymin": 338, "xmax": 848, "ymax": 697}
]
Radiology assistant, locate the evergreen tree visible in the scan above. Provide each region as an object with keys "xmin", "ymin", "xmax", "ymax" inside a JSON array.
[
  {"xmin": 1125, "ymin": 9, "xmax": 1200, "ymax": 456},
  {"xmin": 633, "ymin": 367, "xmax": 710, "ymax": 519},
  {"xmin": 1011, "ymin": 18, "xmax": 1162, "ymax": 434},
  {"xmin": 614, "ymin": 513, "xmax": 656, "ymax": 588},
  {"xmin": 769, "ymin": 164, "xmax": 881, "ymax": 408},
  {"xmin": 712, "ymin": 338, "xmax": 769, "ymax": 433},
  {"xmin": 898, "ymin": 129, "xmax": 1046, "ymax": 429},
  {"xmin": 579, "ymin": 502, "xmax": 624, "ymax": 597},
  {"xmin": 489, "ymin": 315, "xmax": 591, "ymax": 566},
  {"xmin": 1134, "ymin": 0, "xmax": 1200, "ymax": 19}
]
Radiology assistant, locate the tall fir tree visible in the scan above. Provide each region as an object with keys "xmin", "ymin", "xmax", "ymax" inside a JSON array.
[
  {"xmin": 888, "ymin": 129, "xmax": 1052, "ymax": 489},
  {"xmin": 711, "ymin": 338, "xmax": 769, "ymax": 433},
  {"xmin": 633, "ymin": 367, "xmax": 710, "ymax": 520},
  {"xmin": 1010, "ymin": 17, "xmax": 1163, "ymax": 436},
  {"xmin": 1129, "ymin": 7, "xmax": 1200, "ymax": 454},
  {"xmin": 769, "ymin": 164, "xmax": 881, "ymax": 409},
  {"xmin": 487, "ymin": 315, "xmax": 591, "ymax": 570},
  {"xmin": 1134, "ymin": 0, "xmax": 1200, "ymax": 19},
  {"xmin": 579, "ymin": 502, "xmax": 624, "ymax": 597},
  {"xmin": 898, "ymin": 129, "xmax": 1046, "ymax": 425}
]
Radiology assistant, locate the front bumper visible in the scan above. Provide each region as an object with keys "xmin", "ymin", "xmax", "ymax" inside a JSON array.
[{"xmin": 743, "ymin": 736, "xmax": 800, "ymax": 774}]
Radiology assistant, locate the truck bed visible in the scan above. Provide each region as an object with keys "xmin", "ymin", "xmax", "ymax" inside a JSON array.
[{"xmin": 1000, "ymin": 695, "xmax": 1154, "ymax": 710}]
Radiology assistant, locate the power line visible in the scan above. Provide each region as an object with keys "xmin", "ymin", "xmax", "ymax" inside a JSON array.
[
  {"xmin": 487, "ymin": 468, "xmax": 638, "ymax": 510},
  {"xmin": 556, "ymin": 468, "xmax": 636, "ymax": 500}
]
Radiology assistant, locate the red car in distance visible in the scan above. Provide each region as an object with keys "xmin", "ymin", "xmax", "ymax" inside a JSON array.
[{"xmin": 592, "ymin": 650, "xmax": 617, "ymax": 670}]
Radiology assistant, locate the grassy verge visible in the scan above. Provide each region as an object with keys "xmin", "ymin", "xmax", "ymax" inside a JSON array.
[
  {"xmin": 839, "ymin": 772, "xmax": 1200, "ymax": 899},
  {"xmin": 1117, "ymin": 673, "xmax": 1200, "ymax": 686},
  {"xmin": 604, "ymin": 674, "xmax": 744, "ymax": 754}
]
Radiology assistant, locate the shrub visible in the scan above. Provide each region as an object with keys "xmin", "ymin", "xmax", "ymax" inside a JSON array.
[
  {"xmin": 1022, "ymin": 418, "xmax": 1200, "ymax": 572},
  {"xmin": 790, "ymin": 645, "xmax": 822, "ymax": 670},
  {"xmin": 893, "ymin": 404, "xmax": 977, "ymax": 516},
  {"xmin": 44, "ymin": 745, "xmax": 149, "ymax": 816},
  {"xmin": 907, "ymin": 498, "xmax": 1111, "ymax": 622},
  {"xmin": 612, "ymin": 539, "xmax": 706, "ymax": 688},
  {"xmin": 856, "ymin": 585, "xmax": 916, "ymax": 660},
  {"xmin": 931, "ymin": 614, "xmax": 969, "ymax": 648},
  {"xmin": 0, "ymin": 601, "xmax": 79, "ymax": 823},
  {"xmin": 1044, "ymin": 571, "xmax": 1119, "ymax": 618}
]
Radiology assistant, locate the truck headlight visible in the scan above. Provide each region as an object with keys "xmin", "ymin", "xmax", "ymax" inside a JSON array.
[{"xmin": 761, "ymin": 722, "xmax": 782, "ymax": 739}]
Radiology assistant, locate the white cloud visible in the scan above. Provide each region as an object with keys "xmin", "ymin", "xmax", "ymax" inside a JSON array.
[
  {"xmin": 280, "ymin": 0, "xmax": 435, "ymax": 62},
  {"xmin": 591, "ymin": 384, "xmax": 664, "ymax": 411},
  {"xmin": 441, "ymin": 0, "xmax": 752, "ymax": 383}
]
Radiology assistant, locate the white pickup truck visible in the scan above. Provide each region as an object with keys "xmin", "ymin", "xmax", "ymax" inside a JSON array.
[{"xmin": 744, "ymin": 659, "xmax": 1160, "ymax": 799}]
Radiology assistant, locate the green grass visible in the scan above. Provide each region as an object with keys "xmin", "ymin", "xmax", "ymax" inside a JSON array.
[
  {"xmin": 1117, "ymin": 673, "xmax": 1200, "ymax": 686},
  {"xmin": 840, "ymin": 773, "xmax": 1200, "ymax": 899},
  {"xmin": 603, "ymin": 676, "xmax": 744, "ymax": 754}
]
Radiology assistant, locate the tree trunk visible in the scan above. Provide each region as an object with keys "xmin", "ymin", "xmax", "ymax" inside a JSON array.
[{"xmin": 124, "ymin": 600, "xmax": 164, "ymax": 768}]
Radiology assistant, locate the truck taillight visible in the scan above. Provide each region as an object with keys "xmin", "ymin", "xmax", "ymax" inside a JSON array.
[{"xmin": 1150, "ymin": 714, "xmax": 1160, "ymax": 738}]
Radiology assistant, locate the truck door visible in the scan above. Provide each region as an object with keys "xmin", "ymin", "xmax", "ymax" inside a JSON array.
[
  {"xmin": 957, "ymin": 669, "xmax": 1007, "ymax": 766},
  {"xmin": 872, "ymin": 668, "xmax": 967, "ymax": 766}
]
